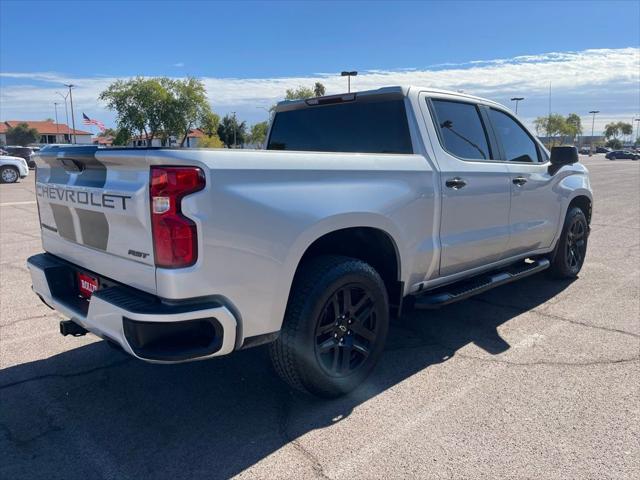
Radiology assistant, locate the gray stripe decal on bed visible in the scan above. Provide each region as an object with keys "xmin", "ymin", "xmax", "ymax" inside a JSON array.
[
  {"xmin": 75, "ymin": 208, "xmax": 109, "ymax": 250},
  {"xmin": 49, "ymin": 204, "xmax": 76, "ymax": 242}
]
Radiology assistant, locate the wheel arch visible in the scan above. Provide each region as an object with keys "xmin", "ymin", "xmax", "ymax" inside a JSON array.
[
  {"xmin": 280, "ymin": 217, "xmax": 405, "ymax": 322},
  {"xmin": 568, "ymin": 194, "xmax": 592, "ymax": 224}
]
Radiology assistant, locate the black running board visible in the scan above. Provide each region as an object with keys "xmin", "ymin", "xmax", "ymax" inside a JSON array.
[{"xmin": 413, "ymin": 258, "xmax": 550, "ymax": 309}]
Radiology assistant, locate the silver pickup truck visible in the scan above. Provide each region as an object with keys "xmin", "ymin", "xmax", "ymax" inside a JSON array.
[{"xmin": 27, "ymin": 86, "xmax": 592, "ymax": 397}]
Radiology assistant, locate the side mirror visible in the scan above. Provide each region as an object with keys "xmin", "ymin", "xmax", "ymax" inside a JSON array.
[{"xmin": 550, "ymin": 146, "xmax": 578, "ymax": 166}]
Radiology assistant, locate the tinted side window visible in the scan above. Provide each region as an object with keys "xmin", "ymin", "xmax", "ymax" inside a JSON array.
[
  {"xmin": 488, "ymin": 109, "xmax": 539, "ymax": 162},
  {"xmin": 267, "ymin": 99, "xmax": 413, "ymax": 154},
  {"xmin": 431, "ymin": 99, "xmax": 491, "ymax": 160}
]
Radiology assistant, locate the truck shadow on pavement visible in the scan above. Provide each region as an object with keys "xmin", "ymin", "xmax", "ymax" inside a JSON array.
[{"xmin": 0, "ymin": 274, "xmax": 572, "ymax": 480}]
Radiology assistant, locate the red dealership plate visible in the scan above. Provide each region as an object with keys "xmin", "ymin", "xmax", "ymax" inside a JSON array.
[{"xmin": 77, "ymin": 272, "xmax": 99, "ymax": 298}]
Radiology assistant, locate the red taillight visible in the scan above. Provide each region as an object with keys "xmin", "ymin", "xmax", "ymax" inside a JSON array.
[{"xmin": 150, "ymin": 166, "xmax": 205, "ymax": 268}]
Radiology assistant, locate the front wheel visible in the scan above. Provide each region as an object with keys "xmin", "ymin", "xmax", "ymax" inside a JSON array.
[
  {"xmin": 548, "ymin": 207, "xmax": 589, "ymax": 279},
  {"xmin": 270, "ymin": 255, "xmax": 389, "ymax": 398},
  {"xmin": 0, "ymin": 166, "xmax": 20, "ymax": 184}
]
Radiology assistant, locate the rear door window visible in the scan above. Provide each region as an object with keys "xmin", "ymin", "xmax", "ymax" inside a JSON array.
[
  {"xmin": 267, "ymin": 98, "xmax": 413, "ymax": 154},
  {"xmin": 430, "ymin": 99, "xmax": 492, "ymax": 160},
  {"xmin": 488, "ymin": 108, "xmax": 540, "ymax": 162}
]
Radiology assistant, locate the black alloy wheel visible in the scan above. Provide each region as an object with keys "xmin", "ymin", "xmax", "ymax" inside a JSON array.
[
  {"xmin": 314, "ymin": 284, "xmax": 378, "ymax": 377},
  {"xmin": 565, "ymin": 216, "xmax": 587, "ymax": 271},
  {"xmin": 548, "ymin": 206, "xmax": 589, "ymax": 279},
  {"xmin": 270, "ymin": 255, "xmax": 389, "ymax": 397}
]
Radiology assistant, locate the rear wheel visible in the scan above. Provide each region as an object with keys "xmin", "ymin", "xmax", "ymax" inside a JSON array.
[
  {"xmin": 270, "ymin": 255, "xmax": 389, "ymax": 398},
  {"xmin": 548, "ymin": 207, "xmax": 589, "ymax": 278},
  {"xmin": 0, "ymin": 166, "xmax": 19, "ymax": 184}
]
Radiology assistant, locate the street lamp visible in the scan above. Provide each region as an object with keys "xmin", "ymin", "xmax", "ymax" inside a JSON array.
[
  {"xmin": 510, "ymin": 97, "xmax": 524, "ymax": 115},
  {"xmin": 588, "ymin": 110, "xmax": 599, "ymax": 156},
  {"xmin": 634, "ymin": 118, "xmax": 640, "ymax": 147},
  {"xmin": 341, "ymin": 71, "xmax": 358, "ymax": 93},
  {"xmin": 56, "ymin": 91, "xmax": 70, "ymax": 143},
  {"xmin": 64, "ymin": 84, "xmax": 77, "ymax": 144},
  {"xmin": 231, "ymin": 111, "xmax": 237, "ymax": 148},
  {"xmin": 53, "ymin": 103, "xmax": 60, "ymax": 140}
]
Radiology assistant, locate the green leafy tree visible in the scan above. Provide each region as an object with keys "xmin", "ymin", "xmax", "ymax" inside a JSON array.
[
  {"xmin": 606, "ymin": 138, "xmax": 623, "ymax": 149},
  {"xmin": 198, "ymin": 134, "xmax": 224, "ymax": 148},
  {"xmin": 249, "ymin": 121, "xmax": 269, "ymax": 147},
  {"xmin": 6, "ymin": 123, "xmax": 39, "ymax": 146},
  {"xmin": 217, "ymin": 114, "xmax": 247, "ymax": 148},
  {"xmin": 313, "ymin": 82, "xmax": 326, "ymax": 97},
  {"xmin": 533, "ymin": 114, "xmax": 567, "ymax": 146},
  {"xmin": 99, "ymin": 77, "xmax": 168, "ymax": 145},
  {"xmin": 199, "ymin": 110, "xmax": 220, "ymax": 137},
  {"xmin": 604, "ymin": 121, "xmax": 633, "ymax": 146},
  {"xmin": 564, "ymin": 113, "xmax": 582, "ymax": 143},
  {"xmin": 100, "ymin": 76, "xmax": 217, "ymax": 148},
  {"xmin": 604, "ymin": 122, "xmax": 620, "ymax": 141},
  {"xmin": 285, "ymin": 86, "xmax": 315, "ymax": 100},
  {"xmin": 161, "ymin": 77, "xmax": 213, "ymax": 147},
  {"xmin": 112, "ymin": 128, "xmax": 131, "ymax": 146},
  {"xmin": 99, "ymin": 128, "xmax": 118, "ymax": 138},
  {"xmin": 269, "ymin": 82, "xmax": 328, "ymax": 112}
]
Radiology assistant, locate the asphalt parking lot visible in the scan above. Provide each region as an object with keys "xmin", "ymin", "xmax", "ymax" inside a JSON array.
[{"xmin": 1, "ymin": 154, "xmax": 638, "ymax": 479}]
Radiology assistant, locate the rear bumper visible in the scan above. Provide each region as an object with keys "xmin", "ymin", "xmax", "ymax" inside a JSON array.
[{"xmin": 27, "ymin": 253, "xmax": 237, "ymax": 363}]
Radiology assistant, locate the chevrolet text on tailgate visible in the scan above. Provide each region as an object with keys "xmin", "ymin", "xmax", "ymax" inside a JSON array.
[{"xmin": 28, "ymin": 86, "xmax": 592, "ymax": 397}]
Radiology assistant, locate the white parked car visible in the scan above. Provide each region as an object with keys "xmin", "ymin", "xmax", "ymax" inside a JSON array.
[{"xmin": 0, "ymin": 154, "xmax": 29, "ymax": 183}]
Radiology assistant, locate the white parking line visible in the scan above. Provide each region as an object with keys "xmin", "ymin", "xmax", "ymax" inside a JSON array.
[{"xmin": 0, "ymin": 201, "xmax": 37, "ymax": 207}]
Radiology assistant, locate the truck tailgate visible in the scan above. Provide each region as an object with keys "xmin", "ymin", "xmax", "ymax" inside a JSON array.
[{"xmin": 35, "ymin": 146, "xmax": 157, "ymax": 294}]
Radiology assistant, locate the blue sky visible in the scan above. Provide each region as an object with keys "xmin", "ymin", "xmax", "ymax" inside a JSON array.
[{"xmin": 1, "ymin": 0, "xmax": 639, "ymax": 133}]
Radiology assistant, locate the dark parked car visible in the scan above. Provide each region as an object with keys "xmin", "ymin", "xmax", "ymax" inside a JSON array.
[
  {"xmin": 3, "ymin": 146, "xmax": 36, "ymax": 168},
  {"xmin": 605, "ymin": 150, "xmax": 640, "ymax": 160},
  {"xmin": 595, "ymin": 146, "xmax": 611, "ymax": 154}
]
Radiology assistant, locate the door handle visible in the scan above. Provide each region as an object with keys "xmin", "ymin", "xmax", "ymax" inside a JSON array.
[
  {"xmin": 445, "ymin": 177, "xmax": 467, "ymax": 190},
  {"xmin": 512, "ymin": 176, "xmax": 527, "ymax": 186}
]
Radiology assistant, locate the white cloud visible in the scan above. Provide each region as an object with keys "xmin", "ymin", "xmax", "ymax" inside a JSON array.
[
  {"xmin": 1, "ymin": 47, "xmax": 638, "ymax": 133},
  {"xmin": 172, "ymin": 62, "xmax": 185, "ymax": 68}
]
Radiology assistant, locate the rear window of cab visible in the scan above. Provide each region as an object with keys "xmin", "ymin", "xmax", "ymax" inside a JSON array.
[{"xmin": 267, "ymin": 98, "xmax": 413, "ymax": 154}]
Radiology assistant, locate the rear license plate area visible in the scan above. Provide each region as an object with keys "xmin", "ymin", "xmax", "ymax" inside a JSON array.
[{"xmin": 77, "ymin": 271, "xmax": 99, "ymax": 298}]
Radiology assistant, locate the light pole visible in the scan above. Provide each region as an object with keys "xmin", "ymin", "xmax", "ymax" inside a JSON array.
[
  {"xmin": 510, "ymin": 97, "xmax": 524, "ymax": 115},
  {"xmin": 341, "ymin": 71, "xmax": 358, "ymax": 93},
  {"xmin": 53, "ymin": 103, "xmax": 60, "ymax": 140},
  {"xmin": 231, "ymin": 111, "xmax": 237, "ymax": 148},
  {"xmin": 633, "ymin": 118, "xmax": 640, "ymax": 147},
  {"xmin": 589, "ymin": 110, "xmax": 599, "ymax": 156},
  {"xmin": 64, "ymin": 84, "xmax": 77, "ymax": 144},
  {"xmin": 56, "ymin": 91, "xmax": 70, "ymax": 143}
]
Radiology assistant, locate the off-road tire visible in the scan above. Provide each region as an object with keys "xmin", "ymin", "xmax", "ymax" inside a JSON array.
[
  {"xmin": 548, "ymin": 207, "xmax": 589, "ymax": 279},
  {"xmin": 269, "ymin": 255, "xmax": 389, "ymax": 398}
]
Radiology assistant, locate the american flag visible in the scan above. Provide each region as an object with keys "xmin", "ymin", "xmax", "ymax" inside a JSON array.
[{"xmin": 82, "ymin": 113, "xmax": 106, "ymax": 132}]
